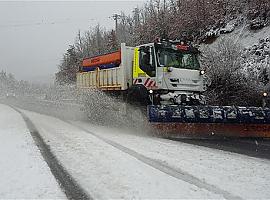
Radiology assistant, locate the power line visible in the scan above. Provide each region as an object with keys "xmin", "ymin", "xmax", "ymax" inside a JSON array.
[{"xmin": 0, "ymin": 18, "xmax": 96, "ymax": 29}]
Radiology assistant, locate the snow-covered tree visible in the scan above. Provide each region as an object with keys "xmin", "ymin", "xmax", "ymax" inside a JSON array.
[
  {"xmin": 55, "ymin": 0, "xmax": 270, "ymax": 106},
  {"xmin": 201, "ymin": 39, "xmax": 264, "ymax": 106}
]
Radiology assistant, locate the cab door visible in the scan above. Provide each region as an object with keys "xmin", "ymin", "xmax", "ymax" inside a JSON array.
[
  {"xmin": 139, "ymin": 45, "xmax": 156, "ymax": 77},
  {"xmin": 133, "ymin": 45, "xmax": 158, "ymax": 89}
]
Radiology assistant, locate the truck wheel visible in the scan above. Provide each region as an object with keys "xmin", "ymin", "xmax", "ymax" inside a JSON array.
[{"xmin": 126, "ymin": 85, "xmax": 150, "ymax": 106}]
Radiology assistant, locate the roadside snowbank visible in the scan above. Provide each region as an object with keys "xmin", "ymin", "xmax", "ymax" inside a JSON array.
[{"xmin": 0, "ymin": 104, "xmax": 65, "ymax": 199}]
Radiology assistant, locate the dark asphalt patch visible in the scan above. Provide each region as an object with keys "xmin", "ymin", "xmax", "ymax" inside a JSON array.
[{"xmin": 168, "ymin": 137, "xmax": 270, "ymax": 160}]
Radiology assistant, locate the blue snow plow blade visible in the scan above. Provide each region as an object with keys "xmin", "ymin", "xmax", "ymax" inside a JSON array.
[
  {"xmin": 148, "ymin": 105, "xmax": 270, "ymax": 124},
  {"xmin": 148, "ymin": 105, "xmax": 270, "ymax": 138}
]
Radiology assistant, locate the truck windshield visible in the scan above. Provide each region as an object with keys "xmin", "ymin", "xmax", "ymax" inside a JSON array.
[{"xmin": 157, "ymin": 49, "xmax": 200, "ymax": 70}]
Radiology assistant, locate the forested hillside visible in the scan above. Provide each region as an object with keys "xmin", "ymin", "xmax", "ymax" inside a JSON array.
[{"xmin": 55, "ymin": 0, "xmax": 270, "ymax": 106}]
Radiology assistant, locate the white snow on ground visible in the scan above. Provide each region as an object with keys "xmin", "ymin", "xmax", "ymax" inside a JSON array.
[
  {"xmin": 21, "ymin": 108, "xmax": 270, "ymax": 199},
  {"xmin": 0, "ymin": 104, "xmax": 66, "ymax": 199},
  {"xmin": 21, "ymin": 109, "xmax": 224, "ymax": 199},
  {"xmin": 75, "ymin": 123, "xmax": 270, "ymax": 199},
  {"xmin": 215, "ymin": 25, "xmax": 270, "ymax": 47},
  {"xmin": 235, "ymin": 25, "xmax": 270, "ymax": 47}
]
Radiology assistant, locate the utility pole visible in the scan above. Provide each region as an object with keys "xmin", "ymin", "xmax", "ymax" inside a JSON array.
[
  {"xmin": 111, "ymin": 14, "xmax": 121, "ymax": 41},
  {"xmin": 162, "ymin": 0, "xmax": 167, "ymax": 39}
]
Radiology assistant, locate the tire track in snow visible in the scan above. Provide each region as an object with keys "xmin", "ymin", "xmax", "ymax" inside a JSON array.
[
  {"xmin": 4, "ymin": 98, "xmax": 270, "ymax": 160},
  {"xmin": 11, "ymin": 106, "xmax": 91, "ymax": 200},
  {"xmin": 69, "ymin": 122, "xmax": 242, "ymax": 200}
]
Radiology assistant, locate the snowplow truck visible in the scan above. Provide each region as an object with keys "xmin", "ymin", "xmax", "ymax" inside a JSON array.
[{"xmin": 77, "ymin": 41, "xmax": 270, "ymax": 138}]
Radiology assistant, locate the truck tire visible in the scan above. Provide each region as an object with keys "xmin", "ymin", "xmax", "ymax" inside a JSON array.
[{"xmin": 126, "ymin": 84, "xmax": 150, "ymax": 106}]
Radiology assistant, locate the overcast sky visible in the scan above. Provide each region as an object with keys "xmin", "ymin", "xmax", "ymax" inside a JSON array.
[{"xmin": 0, "ymin": 1, "xmax": 146, "ymax": 83}]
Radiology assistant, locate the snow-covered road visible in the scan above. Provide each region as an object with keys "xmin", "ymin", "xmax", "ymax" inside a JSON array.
[
  {"xmin": 0, "ymin": 104, "xmax": 65, "ymax": 199},
  {"xmin": 74, "ymin": 122, "xmax": 270, "ymax": 199},
  {"xmin": 6, "ymin": 104, "xmax": 270, "ymax": 199},
  {"xmin": 20, "ymin": 108, "xmax": 221, "ymax": 199}
]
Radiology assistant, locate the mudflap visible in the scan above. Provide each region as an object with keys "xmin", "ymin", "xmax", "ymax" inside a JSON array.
[{"xmin": 148, "ymin": 105, "xmax": 270, "ymax": 138}]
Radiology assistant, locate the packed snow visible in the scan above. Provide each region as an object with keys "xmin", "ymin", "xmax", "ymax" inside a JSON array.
[
  {"xmin": 17, "ymin": 107, "xmax": 270, "ymax": 199},
  {"xmin": 19, "ymin": 109, "xmax": 222, "ymax": 199},
  {"xmin": 75, "ymin": 122, "xmax": 270, "ymax": 199},
  {"xmin": 0, "ymin": 104, "xmax": 65, "ymax": 199}
]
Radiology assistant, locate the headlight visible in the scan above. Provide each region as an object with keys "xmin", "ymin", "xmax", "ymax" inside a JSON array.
[
  {"xmin": 263, "ymin": 92, "xmax": 267, "ymax": 97},
  {"xmin": 149, "ymin": 90, "xmax": 153, "ymax": 94},
  {"xmin": 200, "ymin": 70, "xmax": 205, "ymax": 75},
  {"xmin": 168, "ymin": 67, "xmax": 173, "ymax": 72}
]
